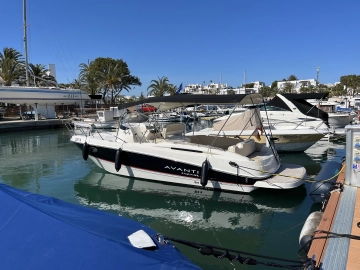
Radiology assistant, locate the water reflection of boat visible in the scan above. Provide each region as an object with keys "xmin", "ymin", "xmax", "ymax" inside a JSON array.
[
  {"xmin": 74, "ymin": 170, "xmax": 307, "ymax": 230},
  {"xmin": 305, "ymin": 139, "xmax": 345, "ymax": 163},
  {"xmin": 279, "ymin": 152, "xmax": 322, "ymax": 176}
]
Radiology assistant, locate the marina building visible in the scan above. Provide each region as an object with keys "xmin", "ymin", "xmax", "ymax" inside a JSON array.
[
  {"xmin": 184, "ymin": 81, "xmax": 265, "ymax": 95},
  {"xmin": 277, "ymin": 79, "xmax": 318, "ymax": 93}
]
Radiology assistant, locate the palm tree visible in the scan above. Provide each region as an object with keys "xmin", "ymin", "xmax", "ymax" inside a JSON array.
[
  {"xmin": 99, "ymin": 62, "xmax": 122, "ymax": 104},
  {"xmin": 79, "ymin": 58, "xmax": 141, "ymax": 103},
  {"xmin": 147, "ymin": 76, "xmax": 171, "ymax": 97},
  {"xmin": 0, "ymin": 47, "xmax": 23, "ymax": 63},
  {"xmin": 166, "ymin": 84, "xmax": 178, "ymax": 95},
  {"xmin": 0, "ymin": 47, "xmax": 25, "ymax": 86},
  {"xmin": 0, "ymin": 58, "xmax": 24, "ymax": 86},
  {"xmin": 79, "ymin": 60, "xmax": 99, "ymax": 95},
  {"xmin": 28, "ymin": 63, "xmax": 47, "ymax": 86},
  {"xmin": 70, "ymin": 77, "xmax": 85, "ymax": 90}
]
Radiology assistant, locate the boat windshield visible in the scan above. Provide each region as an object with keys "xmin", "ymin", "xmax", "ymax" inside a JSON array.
[{"xmin": 259, "ymin": 105, "xmax": 288, "ymax": 111}]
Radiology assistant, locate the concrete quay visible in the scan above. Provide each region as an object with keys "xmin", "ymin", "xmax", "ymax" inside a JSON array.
[{"xmin": 0, "ymin": 117, "xmax": 72, "ymax": 132}]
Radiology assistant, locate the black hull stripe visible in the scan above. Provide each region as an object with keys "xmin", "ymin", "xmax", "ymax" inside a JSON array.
[{"xmin": 75, "ymin": 143, "xmax": 258, "ymax": 186}]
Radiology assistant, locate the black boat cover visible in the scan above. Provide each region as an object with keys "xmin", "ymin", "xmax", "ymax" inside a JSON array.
[
  {"xmin": 118, "ymin": 94, "xmax": 264, "ymax": 111},
  {"xmin": 266, "ymin": 93, "xmax": 329, "ymax": 125}
]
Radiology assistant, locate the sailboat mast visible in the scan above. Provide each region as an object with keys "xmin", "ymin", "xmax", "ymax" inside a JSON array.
[{"xmin": 23, "ymin": 0, "xmax": 29, "ymax": 86}]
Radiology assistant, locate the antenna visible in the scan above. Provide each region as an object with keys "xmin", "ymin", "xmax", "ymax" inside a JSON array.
[
  {"xmin": 316, "ymin": 66, "xmax": 320, "ymax": 84},
  {"xmin": 243, "ymin": 68, "xmax": 246, "ymax": 91}
]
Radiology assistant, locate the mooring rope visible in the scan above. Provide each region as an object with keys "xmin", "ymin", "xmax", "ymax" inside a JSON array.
[{"xmin": 160, "ymin": 234, "xmax": 313, "ymax": 269}]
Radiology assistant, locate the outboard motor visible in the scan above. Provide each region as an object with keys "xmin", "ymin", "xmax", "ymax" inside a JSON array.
[{"xmin": 309, "ymin": 161, "xmax": 342, "ymax": 204}]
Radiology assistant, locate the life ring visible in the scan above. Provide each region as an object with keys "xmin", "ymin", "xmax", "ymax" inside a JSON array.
[
  {"xmin": 82, "ymin": 142, "xmax": 89, "ymax": 161},
  {"xmin": 115, "ymin": 148, "xmax": 122, "ymax": 172}
]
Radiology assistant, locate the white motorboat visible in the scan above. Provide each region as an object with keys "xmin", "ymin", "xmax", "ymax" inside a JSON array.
[
  {"xmin": 72, "ymin": 108, "xmax": 127, "ymax": 130},
  {"xmin": 214, "ymin": 93, "xmax": 330, "ymax": 130},
  {"xmin": 0, "ymin": 86, "xmax": 90, "ymax": 105},
  {"xmin": 68, "ymin": 94, "xmax": 306, "ymax": 193},
  {"xmin": 0, "ymin": 86, "xmax": 91, "ymax": 119},
  {"xmin": 149, "ymin": 112, "xmax": 181, "ymax": 122},
  {"xmin": 307, "ymin": 99, "xmax": 356, "ymax": 128},
  {"xmin": 187, "ymin": 108, "xmax": 326, "ymax": 152}
]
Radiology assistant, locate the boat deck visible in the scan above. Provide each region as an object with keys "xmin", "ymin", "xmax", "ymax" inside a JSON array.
[{"xmin": 307, "ymin": 164, "xmax": 360, "ymax": 269}]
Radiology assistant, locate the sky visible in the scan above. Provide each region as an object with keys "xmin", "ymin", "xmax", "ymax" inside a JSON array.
[{"xmin": 0, "ymin": 0, "xmax": 359, "ymax": 96}]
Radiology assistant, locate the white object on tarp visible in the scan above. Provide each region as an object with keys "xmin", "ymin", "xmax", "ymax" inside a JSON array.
[{"xmin": 128, "ymin": 230, "xmax": 156, "ymax": 249}]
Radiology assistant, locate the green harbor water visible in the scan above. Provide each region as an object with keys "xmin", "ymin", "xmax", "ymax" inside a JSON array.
[{"xmin": 0, "ymin": 128, "xmax": 346, "ymax": 269}]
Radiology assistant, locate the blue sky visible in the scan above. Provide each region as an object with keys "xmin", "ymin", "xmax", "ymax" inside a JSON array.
[{"xmin": 1, "ymin": 0, "xmax": 359, "ymax": 96}]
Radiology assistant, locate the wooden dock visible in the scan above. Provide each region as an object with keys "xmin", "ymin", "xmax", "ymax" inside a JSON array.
[{"xmin": 307, "ymin": 164, "xmax": 360, "ymax": 269}]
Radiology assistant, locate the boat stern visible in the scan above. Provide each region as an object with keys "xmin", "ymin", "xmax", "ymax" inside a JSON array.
[{"xmin": 253, "ymin": 163, "xmax": 306, "ymax": 189}]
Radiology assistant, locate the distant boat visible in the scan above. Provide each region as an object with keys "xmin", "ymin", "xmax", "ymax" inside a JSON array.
[
  {"xmin": 307, "ymin": 99, "xmax": 356, "ymax": 128},
  {"xmin": 0, "ymin": 86, "xmax": 90, "ymax": 105},
  {"xmin": 214, "ymin": 93, "xmax": 329, "ymax": 129},
  {"xmin": 0, "ymin": 0, "xmax": 90, "ymax": 119},
  {"xmin": 187, "ymin": 108, "xmax": 326, "ymax": 152},
  {"xmin": 0, "ymin": 183, "xmax": 200, "ymax": 269}
]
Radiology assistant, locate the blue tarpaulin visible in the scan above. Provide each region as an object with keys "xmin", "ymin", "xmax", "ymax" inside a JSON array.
[{"xmin": 0, "ymin": 183, "xmax": 200, "ymax": 270}]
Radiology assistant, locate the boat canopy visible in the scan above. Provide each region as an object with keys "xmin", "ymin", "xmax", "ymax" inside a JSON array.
[
  {"xmin": 266, "ymin": 93, "xmax": 329, "ymax": 124},
  {"xmin": 213, "ymin": 108, "xmax": 261, "ymax": 131},
  {"xmin": 0, "ymin": 183, "xmax": 200, "ymax": 270},
  {"xmin": 118, "ymin": 94, "xmax": 264, "ymax": 111}
]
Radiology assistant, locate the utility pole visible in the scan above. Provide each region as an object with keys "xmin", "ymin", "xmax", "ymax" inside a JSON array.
[
  {"xmin": 243, "ymin": 68, "xmax": 246, "ymax": 93},
  {"xmin": 316, "ymin": 67, "xmax": 320, "ymax": 84}
]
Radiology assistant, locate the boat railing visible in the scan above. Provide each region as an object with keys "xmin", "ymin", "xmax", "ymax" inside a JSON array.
[
  {"xmin": 65, "ymin": 122, "xmax": 92, "ymax": 136},
  {"xmin": 268, "ymin": 118, "xmax": 325, "ymax": 130}
]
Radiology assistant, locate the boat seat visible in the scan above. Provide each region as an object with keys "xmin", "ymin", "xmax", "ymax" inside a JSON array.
[
  {"xmin": 131, "ymin": 125, "xmax": 161, "ymax": 142},
  {"xmin": 227, "ymin": 139, "xmax": 256, "ymax": 156},
  {"xmin": 162, "ymin": 123, "xmax": 186, "ymax": 139}
]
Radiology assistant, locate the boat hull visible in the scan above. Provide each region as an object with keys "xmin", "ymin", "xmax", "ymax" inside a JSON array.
[
  {"xmin": 328, "ymin": 114, "xmax": 355, "ymax": 128},
  {"xmin": 71, "ymin": 136, "xmax": 306, "ymax": 193},
  {"xmin": 0, "ymin": 86, "xmax": 90, "ymax": 105}
]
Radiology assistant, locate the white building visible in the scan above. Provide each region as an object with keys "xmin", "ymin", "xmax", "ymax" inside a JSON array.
[
  {"xmin": 184, "ymin": 83, "xmax": 228, "ymax": 95},
  {"xmin": 277, "ymin": 79, "xmax": 317, "ymax": 93},
  {"xmin": 219, "ymin": 81, "xmax": 265, "ymax": 95},
  {"xmin": 48, "ymin": 64, "xmax": 56, "ymax": 80},
  {"xmin": 184, "ymin": 81, "xmax": 264, "ymax": 95}
]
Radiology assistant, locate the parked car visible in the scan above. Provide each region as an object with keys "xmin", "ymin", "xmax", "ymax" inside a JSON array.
[{"xmin": 138, "ymin": 104, "xmax": 157, "ymax": 113}]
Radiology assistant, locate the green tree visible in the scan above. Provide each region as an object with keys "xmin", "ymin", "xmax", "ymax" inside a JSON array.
[
  {"xmin": 270, "ymin": 80, "xmax": 278, "ymax": 89},
  {"xmin": 166, "ymin": 84, "xmax": 178, "ymax": 95},
  {"xmin": 259, "ymin": 86, "xmax": 272, "ymax": 98},
  {"xmin": 79, "ymin": 57, "xmax": 141, "ymax": 104},
  {"xmin": 0, "ymin": 47, "xmax": 25, "ymax": 86},
  {"xmin": 79, "ymin": 60, "xmax": 99, "ymax": 95},
  {"xmin": 28, "ymin": 63, "xmax": 48, "ymax": 86},
  {"xmin": 70, "ymin": 77, "xmax": 85, "ymax": 90},
  {"xmin": 288, "ymin": 75, "xmax": 298, "ymax": 81},
  {"xmin": 281, "ymin": 82, "xmax": 295, "ymax": 93},
  {"xmin": 340, "ymin": 75, "xmax": 360, "ymax": 96},
  {"xmin": 227, "ymin": 89, "xmax": 235, "ymax": 95},
  {"xmin": 299, "ymin": 84, "xmax": 310, "ymax": 93},
  {"xmin": 317, "ymin": 84, "xmax": 329, "ymax": 93},
  {"xmin": 330, "ymin": 84, "xmax": 346, "ymax": 97},
  {"xmin": 147, "ymin": 76, "xmax": 173, "ymax": 97}
]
